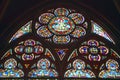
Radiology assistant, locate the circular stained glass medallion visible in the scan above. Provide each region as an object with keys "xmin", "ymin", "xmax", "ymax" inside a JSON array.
[{"xmin": 48, "ymin": 16, "xmax": 75, "ymax": 35}]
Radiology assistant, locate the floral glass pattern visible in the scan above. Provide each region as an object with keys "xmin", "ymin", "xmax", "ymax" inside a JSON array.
[
  {"xmin": 14, "ymin": 39, "xmax": 44, "ymax": 61},
  {"xmin": 0, "ymin": 58, "xmax": 24, "ymax": 77},
  {"xmin": 28, "ymin": 59, "xmax": 58, "ymax": 77},
  {"xmin": 37, "ymin": 8, "xmax": 87, "ymax": 44},
  {"xmin": 79, "ymin": 40, "xmax": 109, "ymax": 61},
  {"xmin": 65, "ymin": 59, "xmax": 95, "ymax": 78}
]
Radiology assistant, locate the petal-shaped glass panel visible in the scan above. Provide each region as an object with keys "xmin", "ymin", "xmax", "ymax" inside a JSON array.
[
  {"xmin": 88, "ymin": 40, "xmax": 99, "ymax": 46},
  {"xmin": 24, "ymin": 39, "xmax": 36, "ymax": 46},
  {"xmin": 39, "ymin": 13, "xmax": 54, "ymax": 24},
  {"xmin": 22, "ymin": 54, "xmax": 34, "ymax": 61},
  {"xmin": 54, "ymin": 8, "xmax": 69, "ymax": 16},
  {"xmin": 79, "ymin": 46, "xmax": 88, "ymax": 54},
  {"xmin": 53, "ymin": 35, "xmax": 70, "ymax": 44},
  {"xmin": 37, "ymin": 26, "xmax": 53, "ymax": 38},
  {"xmin": 70, "ymin": 26, "xmax": 86, "ymax": 38},
  {"xmin": 34, "ymin": 45, "xmax": 44, "ymax": 55},
  {"xmin": 99, "ymin": 46, "xmax": 109, "ymax": 55},
  {"xmin": 68, "ymin": 13, "xmax": 85, "ymax": 24},
  {"xmin": 88, "ymin": 54, "xmax": 101, "ymax": 61},
  {"xmin": 14, "ymin": 45, "xmax": 24, "ymax": 54}
]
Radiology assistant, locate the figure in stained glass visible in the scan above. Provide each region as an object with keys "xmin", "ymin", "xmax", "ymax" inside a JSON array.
[
  {"xmin": 28, "ymin": 59, "xmax": 58, "ymax": 77},
  {"xmin": 99, "ymin": 59, "xmax": 120, "ymax": 78},
  {"xmin": 0, "ymin": 58, "xmax": 24, "ymax": 77},
  {"xmin": 65, "ymin": 59, "xmax": 95, "ymax": 78}
]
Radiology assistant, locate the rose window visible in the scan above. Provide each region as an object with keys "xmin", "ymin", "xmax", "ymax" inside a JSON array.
[{"xmin": 37, "ymin": 8, "xmax": 87, "ymax": 44}]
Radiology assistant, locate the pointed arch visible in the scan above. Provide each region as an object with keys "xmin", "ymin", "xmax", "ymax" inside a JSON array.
[{"xmin": 0, "ymin": 5, "xmax": 120, "ymax": 79}]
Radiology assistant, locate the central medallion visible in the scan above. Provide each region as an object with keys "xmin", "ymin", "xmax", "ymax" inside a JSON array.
[{"xmin": 48, "ymin": 16, "xmax": 75, "ymax": 35}]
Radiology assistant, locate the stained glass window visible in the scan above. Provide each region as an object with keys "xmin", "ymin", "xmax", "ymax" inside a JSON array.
[{"xmin": 0, "ymin": 7, "xmax": 119, "ymax": 79}]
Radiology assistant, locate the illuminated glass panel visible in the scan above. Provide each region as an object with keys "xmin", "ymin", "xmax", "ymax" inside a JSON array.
[
  {"xmin": 39, "ymin": 13, "xmax": 54, "ymax": 24},
  {"xmin": 9, "ymin": 21, "xmax": 32, "ymax": 43},
  {"xmin": 91, "ymin": 21, "xmax": 115, "ymax": 44},
  {"xmin": 68, "ymin": 13, "xmax": 85, "ymax": 24},
  {"xmin": 79, "ymin": 46, "xmax": 88, "ymax": 54},
  {"xmin": 88, "ymin": 40, "xmax": 99, "ymax": 46},
  {"xmin": 88, "ymin": 54, "xmax": 101, "ymax": 61},
  {"xmin": 28, "ymin": 59, "xmax": 58, "ymax": 77},
  {"xmin": 48, "ymin": 16, "xmax": 75, "ymax": 35},
  {"xmin": 55, "ymin": 49, "xmax": 68, "ymax": 61},
  {"xmin": 70, "ymin": 26, "xmax": 86, "ymax": 38},
  {"xmin": 14, "ymin": 39, "xmax": 44, "ymax": 61},
  {"xmin": 99, "ymin": 59, "xmax": 120, "ymax": 78},
  {"xmin": 37, "ymin": 26, "xmax": 53, "ymax": 38},
  {"xmin": 54, "ymin": 8, "xmax": 69, "ymax": 16},
  {"xmin": 53, "ymin": 35, "xmax": 70, "ymax": 44},
  {"xmin": 99, "ymin": 46, "xmax": 109, "ymax": 55},
  {"xmin": 0, "ymin": 58, "xmax": 24, "ymax": 77},
  {"xmin": 65, "ymin": 59, "xmax": 95, "ymax": 78},
  {"xmin": 79, "ymin": 40, "xmax": 109, "ymax": 61}
]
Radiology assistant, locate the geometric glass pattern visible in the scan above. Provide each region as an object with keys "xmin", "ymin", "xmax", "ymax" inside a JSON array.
[
  {"xmin": 68, "ymin": 49, "xmax": 78, "ymax": 61},
  {"xmin": 45, "ymin": 48, "xmax": 55, "ymax": 61},
  {"xmin": 55, "ymin": 49, "xmax": 68, "ymax": 61},
  {"xmin": 79, "ymin": 40, "xmax": 109, "ymax": 61},
  {"xmin": 1, "ymin": 49, "xmax": 13, "ymax": 60},
  {"xmin": 14, "ymin": 39, "xmax": 44, "ymax": 61}
]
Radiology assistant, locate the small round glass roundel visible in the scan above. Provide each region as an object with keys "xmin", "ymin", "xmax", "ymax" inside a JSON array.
[{"xmin": 48, "ymin": 16, "xmax": 75, "ymax": 35}]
